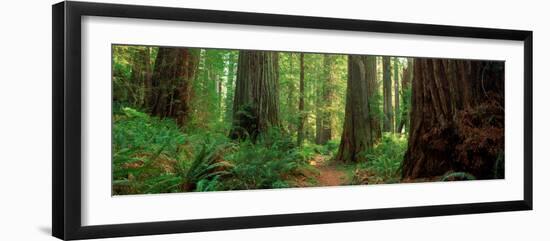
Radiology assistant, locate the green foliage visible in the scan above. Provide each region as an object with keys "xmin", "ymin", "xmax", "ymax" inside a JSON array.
[
  {"xmin": 112, "ymin": 45, "xmax": 156, "ymax": 107},
  {"xmin": 113, "ymin": 107, "xmax": 184, "ymax": 158},
  {"xmin": 196, "ymin": 176, "xmax": 222, "ymax": 192},
  {"xmin": 325, "ymin": 140, "xmax": 340, "ymax": 154},
  {"xmin": 299, "ymin": 140, "xmax": 339, "ymax": 159},
  {"xmin": 398, "ymin": 85, "xmax": 412, "ymax": 133},
  {"xmin": 296, "ymin": 144, "xmax": 318, "ymax": 162},
  {"xmin": 223, "ymin": 128, "xmax": 308, "ymax": 190},
  {"xmin": 189, "ymin": 49, "xmax": 239, "ymax": 131},
  {"xmin": 369, "ymin": 91, "xmax": 385, "ymax": 124},
  {"xmin": 112, "ymin": 45, "xmax": 424, "ymax": 195},
  {"xmin": 352, "ymin": 133, "xmax": 408, "ymax": 184},
  {"xmin": 180, "ymin": 135, "xmax": 234, "ymax": 191},
  {"xmin": 112, "ymin": 107, "xmax": 187, "ymax": 194},
  {"xmin": 112, "ymin": 55, "xmax": 132, "ymax": 104},
  {"xmin": 113, "ymin": 108, "xmax": 309, "ymax": 194},
  {"xmin": 278, "ymin": 53, "xmax": 347, "ymax": 143}
]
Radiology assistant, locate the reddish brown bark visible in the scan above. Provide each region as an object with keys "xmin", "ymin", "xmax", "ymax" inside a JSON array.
[
  {"xmin": 230, "ymin": 50, "xmax": 280, "ymax": 140},
  {"xmin": 402, "ymin": 59, "xmax": 504, "ymax": 179},
  {"xmin": 336, "ymin": 55, "xmax": 380, "ymax": 163},
  {"xmin": 149, "ymin": 47, "xmax": 199, "ymax": 126}
]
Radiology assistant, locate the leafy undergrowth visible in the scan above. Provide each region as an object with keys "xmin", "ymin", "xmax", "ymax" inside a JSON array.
[
  {"xmin": 351, "ymin": 133, "xmax": 408, "ymax": 185},
  {"xmin": 112, "ymin": 107, "xmax": 316, "ymax": 195},
  {"xmin": 113, "ymin": 108, "xmax": 421, "ymax": 195},
  {"xmin": 112, "ymin": 107, "xmax": 187, "ymax": 194}
]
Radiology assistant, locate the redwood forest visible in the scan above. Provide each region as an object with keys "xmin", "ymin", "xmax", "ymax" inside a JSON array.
[{"xmin": 112, "ymin": 45, "xmax": 505, "ymax": 195}]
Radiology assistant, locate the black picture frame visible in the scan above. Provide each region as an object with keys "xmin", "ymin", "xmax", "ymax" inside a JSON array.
[{"xmin": 52, "ymin": 1, "xmax": 533, "ymax": 240}]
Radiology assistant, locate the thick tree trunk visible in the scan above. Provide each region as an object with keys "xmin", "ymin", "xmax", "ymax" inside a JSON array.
[
  {"xmin": 383, "ymin": 56, "xmax": 394, "ymax": 132},
  {"xmin": 297, "ymin": 53, "xmax": 306, "ymax": 146},
  {"xmin": 230, "ymin": 50, "xmax": 280, "ymax": 140},
  {"xmin": 149, "ymin": 47, "xmax": 199, "ymax": 126},
  {"xmin": 336, "ymin": 55, "xmax": 379, "ymax": 163},
  {"xmin": 402, "ymin": 59, "xmax": 504, "ymax": 179}
]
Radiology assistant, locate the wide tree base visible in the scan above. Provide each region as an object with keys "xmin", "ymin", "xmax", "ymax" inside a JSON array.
[{"xmin": 402, "ymin": 59, "xmax": 504, "ymax": 180}]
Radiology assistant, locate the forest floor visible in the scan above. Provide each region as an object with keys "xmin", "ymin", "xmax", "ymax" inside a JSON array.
[{"xmin": 309, "ymin": 154, "xmax": 350, "ymax": 186}]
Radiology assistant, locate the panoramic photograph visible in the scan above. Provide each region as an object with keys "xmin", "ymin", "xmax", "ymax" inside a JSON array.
[{"xmin": 111, "ymin": 45, "xmax": 505, "ymax": 195}]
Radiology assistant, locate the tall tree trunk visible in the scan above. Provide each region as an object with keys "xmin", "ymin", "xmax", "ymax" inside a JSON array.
[
  {"xmin": 393, "ymin": 57, "xmax": 400, "ymax": 133},
  {"xmin": 383, "ymin": 56, "xmax": 394, "ymax": 132},
  {"xmin": 369, "ymin": 58, "xmax": 382, "ymax": 142},
  {"xmin": 143, "ymin": 47, "xmax": 153, "ymax": 108},
  {"xmin": 316, "ymin": 54, "xmax": 337, "ymax": 144},
  {"xmin": 230, "ymin": 50, "xmax": 280, "ymax": 140},
  {"xmin": 149, "ymin": 47, "xmax": 198, "ymax": 126},
  {"xmin": 217, "ymin": 73, "xmax": 222, "ymax": 117},
  {"xmin": 297, "ymin": 53, "xmax": 306, "ymax": 146},
  {"xmin": 315, "ymin": 73, "xmax": 323, "ymax": 144},
  {"xmin": 336, "ymin": 55, "xmax": 379, "ymax": 163},
  {"xmin": 224, "ymin": 51, "xmax": 238, "ymax": 123},
  {"xmin": 397, "ymin": 58, "xmax": 413, "ymax": 133},
  {"xmin": 287, "ymin": 53, "xmax": 295, "ymax": 133},
  {"xmin": 274, "ymin": 51, "xmax": 280, "ymax": 88},
  {"xmin": 402, "ymin": 59, "xmax": 504, "ymax": 179}
]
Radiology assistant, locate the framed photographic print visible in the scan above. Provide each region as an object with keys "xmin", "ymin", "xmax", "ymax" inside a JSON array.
[{"xmin": 52, "ymin": 1, "xmax": 533, "ymax": 240}]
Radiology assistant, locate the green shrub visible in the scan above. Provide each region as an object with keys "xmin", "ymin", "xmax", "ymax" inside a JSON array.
[
  {"xmin": 112, "ymin": 109, "xmax": 313, "ymax": 194},
  {"xmin": 296, "ymin": 143, "xmax": 318, "ymax": 162},
  {"xmin": 196, "ymin": 176, "xmax": 222, "ymax": 192},
  {"xmin": 297, "ymin": 140, "xmax": 340, "ymax": 162},
  {"xmin": 223, "ymin": 128, "xmax": 307, "ymax": 190},
  {"xmin": 112, "ymin": 107, "xmax": 187, "ymax": 194},
  {"xmin": 180, "ymin": 137, "xmax": 234, "ymax": 192},
  {"xmin": 113, "ymin": 107, "xmax": 185, "ymax": 158},
  {"xmin": 352, "ymin": 133, "xmax": 407, "ymax": 184},
  {"xmin": 324, "ymin": 140, "xmax": 340, "ymax": 155}
]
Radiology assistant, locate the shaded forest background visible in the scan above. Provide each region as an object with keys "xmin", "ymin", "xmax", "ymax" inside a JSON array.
[{"xmin": 112, "ymin": 45, "xmax": 504, "ymax": 195}]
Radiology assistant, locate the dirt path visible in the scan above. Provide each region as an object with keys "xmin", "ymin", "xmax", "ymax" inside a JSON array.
[
  {"xmin": 309, "ymin": 155, "xmax": 348, "ymax": 186},
  {"xmin": 317, "ymin": 166, "xmax": 347, "ymax": 186}
]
